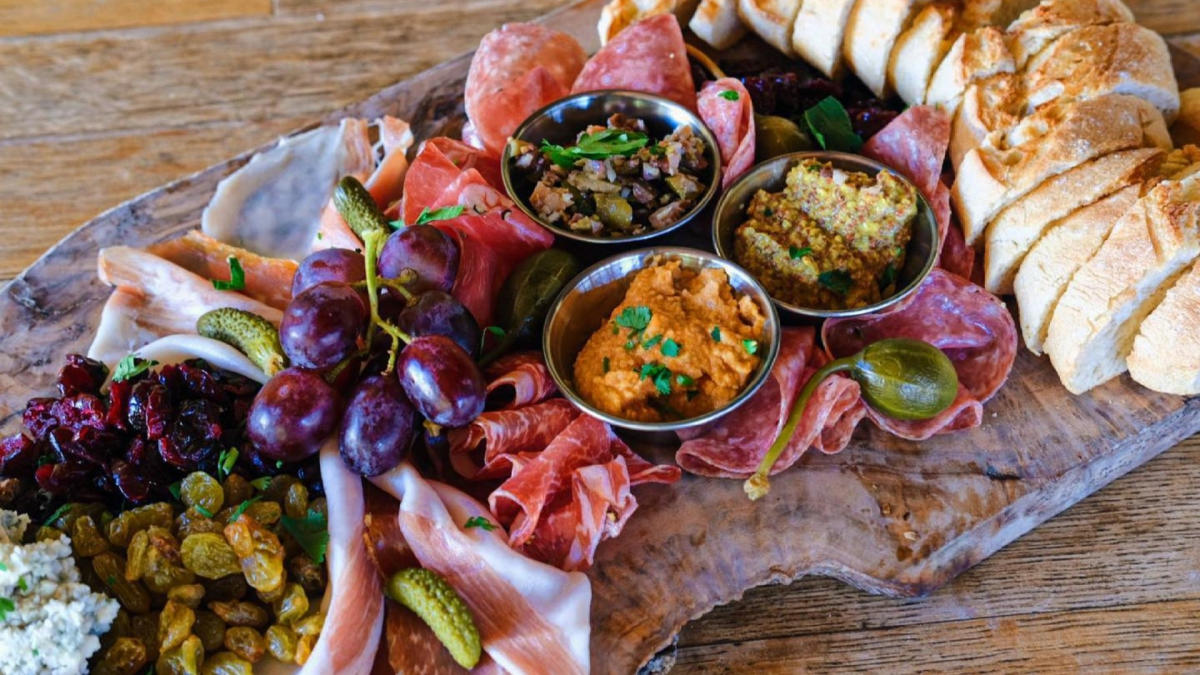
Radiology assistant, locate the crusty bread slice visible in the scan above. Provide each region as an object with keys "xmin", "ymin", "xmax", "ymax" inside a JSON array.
[
  {"xmin": 888, "ymin": 2, "xmax": 959, "ymax": 105},
  {"xmin": 738, "ymin": 0, "xmax": 802, "ymax": 55},
  {"xmin": 1013, "ymin": 185, "xmax": 1140, "ymax": 354},
  {"xmin": 925, "ymin": 26, "xmax": 1016, "ymax": 115},
  {"xmin": 952, "ymin": 94, "xmax": 1171, "ymax": 246},
  {"xmin": 1044, "ymin": 171, "xmax": 1200, "ymax": 394},
  {"xmin": 843, "ymin": 0, "xmax": 929, "ymax": 98},
  {"xmin": 1128, "ymin": 256, "xmax": 1200, "ymax": 394},
  {"xmin": 691, "ymin": 0, "xmax": 748, "ymax": 49},
  {"xmin": 951, "ymin": 73, "xmax": 1023, "ymax": 168},
  {"xmin": 1024, "ymin": 23, "xmax": 1180, "ymax": 123},
  {"xmin": 982, "ymin": 147, "xmax": 1163, "ymax": 294},
  {"xmin": 791, "ymin": 0, "xmax": 859, "ymax": 78},
  {"xmin": 1173, "ymin": 88, "xmax": 1200, "ymax": 146},
  {"xmin": 960, "ymin": 0, "xmax": 1042, "ymax": 27},
  {"xmin": 600, "ymin": 0, "xmax": 698, "ymax": 44},
  {"xmin": 1006, "ymin": 0, "xmax": 1135, "ymax": 67}
]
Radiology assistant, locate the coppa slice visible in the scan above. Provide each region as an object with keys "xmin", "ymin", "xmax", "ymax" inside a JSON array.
[
  {"xmin": 147, "ymin": 230, "xmax": 298, "ymax": 311},
  {"xmin": 789, "ymin": 0, "xmax": 858, "ymax": 78},
  {"xmin": 1005, "ymin": 0, "xmax": 1135, "ymax": 68},
  {"xmin": 1013, "ymin": 185, "xmax": 1141, "ymax": 354},
  {"xmin": 1044, "ymin": 171, "xmax": 1200, "ymax": 394},
  {"xmin": 982, "ymin": 147, "xmax": 1164, "ymax": 294},
  {"xmin": 842, "ymin": 0, "xmax": 928, "ymax": 98},
  {"xmin": 737, "ymin": 0, "xmax": 801, "ymax": 56},
  {"xmin": 888, "ymin": 1, "xmax": 959, "ymax": 105}
]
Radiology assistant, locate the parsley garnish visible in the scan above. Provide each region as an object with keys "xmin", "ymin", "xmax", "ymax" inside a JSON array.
[
  {"xmin": 624, "ymin": 339, "xmax": 636, "ymax": 350},
  {"xmin": 742, "ymin": 339, "xmax": 759, "ymax": 355},
  {"xmin": 642, "ymin": 334, "xmax": 663, "ymax": 350},
  {"xmin": 675, "ymin": 373, "xmax": 695, "ymax": 387},
  {"xmin": 41, "ymin": 504, "xmax": 70, "ymax": 528},
  {"xmin": 229, "ymin": 497, "xmax": 262, "ymax": 522},
  {"xmin": 211, "ymin": 256, "xmax": 245, "ymax": 291},
  {"xmin": 789, "ymin": 246, "xmax": 812, "ymax": 260},
  {"xmin": 168, "ymin": 481, "xmax": 182, "ymax": 502},
  {"xmin": 281, "ymin": 509, "xmax": 329, "ymax": 564},
  {"xmin": 615, "ymin": 306, "xmax": 652, "ymax": 332},
  {"xmin": 112, "ymin": 355, "xmax": 158, "ymax": 382},
  {"xmin": 719, "ymin": 90, "xmax": 740, "ymax": 101},
  {"xmin": 194, "ymin": 505, "xmax": 214, "ymax": 519},
  {"xmin": 638, "ymin": 363, "xmax": 673, "ymax": 396},
  {"xmin": 711, "ymin": 326, "xmax": 721, "ymax": 342},
  {"xmin": 464, "ymin": 516, "xmax": 497, "ymax": 531},
  {"xmin": 0, "ymin": 597, "xmax": 14, "ymax": 621},
  {"xmin": 661, "ymin": 338, "xmax": 681, "ymax": 357},
  {"xmin": 818, "ymin": 269, "xmax": 853, "ymax": 295},
  {"xmin": 17, "ymin": 578, "xmax": 27, "ymax": 592},
  {"xmin": 602, "ymin": 356, "xmax": 610, "ymax": 373},
  {"xmin": 250, "ymin": 477, "xmax": 272, "ymax": 491},
  {"xmin": 803, "ymin": 96, "xmax": 863, "ymax": 153},
  {"xmin": 388, "ymin": 205, "xmax": 466, "ymax": 229},
  {"xmin": 217, "ymin": 448, "xmax": 238, "ymax": 481},
  {"xmin": 880, "ymin": 263, "xmax": 897, "ymax": 289},
  {"xmin": 484, "ymin": 326, "xmax": 506, "ymax": 337},
  {"xmin": 541, "ymin": 129, "xmax": 649, "ymax": 169},
  {"xmin": 275, "ymin": 460, "xmax": 284, "ymax": 469}
]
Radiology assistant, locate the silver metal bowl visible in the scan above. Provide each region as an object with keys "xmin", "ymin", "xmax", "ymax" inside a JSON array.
[
  {"xmin": 542, "ymin": 247, "xmax": 781, "ymax": 437},
  {"xmin": 712, "ymin": 151, "xmax": 939, "ymax": 320},
  {"xmin": 501, "ymin": 90, "xmax": 723, "ymax": 245}
]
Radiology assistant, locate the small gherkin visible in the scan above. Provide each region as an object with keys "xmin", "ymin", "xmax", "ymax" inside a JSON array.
[
  {"xmin": 386, "ymin": 568, "xmax": 482, "ymax": 669},
  {"xmin": 196, "ymin": 308, "xmax": 287, "ymax": 376}
]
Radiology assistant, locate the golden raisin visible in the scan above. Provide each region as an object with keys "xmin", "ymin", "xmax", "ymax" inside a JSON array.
[
  {"xmin": 176, "ymin": 508, "xmax": 224, "ymax": 538},
  {"xmin": 194, "ymin": 610, "xmax": 227, "ymax": 652},
  {"xmin": 93, "ymin": 552, "xmax": 151, "ymax": 614},
  {"xmin": 71, "ymin": 515, "xmax": 110, "ymax": 557},
  {"xmin": 224, "ymin": 515, "xmax": 285, "ymax": 593},
  {"xmin": 208, "ymin": 600, "xmax": 269, "ymax": 628},
  {"xmin": 223, "ymin": 626, "xmax": 266, "ymax": 663},
  {"xmin": 107, "ymin": 502, "xmax": 174, "ymax": 547},
  {"xmin": 265, "ymin": 624, "xmax": 298, "ymax": 663},
  {"xmin": 167, "ymin": 583, "xmax": 206, "ymax": 608},
  {"xmin": 222, "ymin": 474, "xmax": 254, "ymax": 507},
  {"xmin": 158, "ymin": 600, "xmax": 196, "ymax": 653},
  {"xmin": 181, "ymin": 472, "xmax": 225, "ymax": 514},
  {"xmin": 272, "ymin": 583, "xmax": 309, "ymax": 626},
  {"xmin": 130, "ymin": 612, "xmax": 161, "ymax": 661},
  {"xmin": 156, "ymin": 634, "xmax": 203, "ymax": 675},
  {"xmin": 181, "ymin": 533, "xmax": 240, "ymax": 579},
  {"xmin": 200, "ymin": 651, "xmax": 252, "ymax": 675},
  {"xmin": 283, "ymin": 482, "xmax": 309, "ymax": 520},
  {"xmin": 295, "ymin": 633, "xmax": 317, "ymax": 666},
  {"xmin": 93, "ymin": 637, "xmax": 150, "ymax": 675},
  {"xmin": 294, "ymin": 611, "xmax": 325, "ymax": 637}
]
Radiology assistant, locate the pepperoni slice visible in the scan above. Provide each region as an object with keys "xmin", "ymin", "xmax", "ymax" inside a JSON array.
[{"xmin": 698, "ymin": 78, "xmax": 756, "ymax": 188}]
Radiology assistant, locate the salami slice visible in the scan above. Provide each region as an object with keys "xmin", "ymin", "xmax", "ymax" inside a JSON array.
[
  {"xmin": 483, "ymin": 351, "xmax": 558, "ymax": 410},
  {"xmin": 698, "ymin": 78, "xmax": 756, "ymax": 188},
  {"xmin": 822, "ymin": 268, "xmax": 1016, "ymax": 440},
  {"xmin": 432, "ymin": 226, "xmax": 500, "ymax": 326},
  {"xmin": 447, "ymin": 398, "xmax": 580, "ymax": 480},
  {"xmin": 465, "ymin": 23, "xmax": 587, "ymax": 155},
  {"xmin": 676, "ymin": 327, "xmax": 865, "ymax": 478},
  {"xmin": 572, "ymin": 14, "xmax": 697, "ymax": 111}
]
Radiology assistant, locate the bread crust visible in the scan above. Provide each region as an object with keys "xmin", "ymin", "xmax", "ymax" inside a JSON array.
[
  {"xmin": 843, "ymin": 0, "xmax": 928, "ymax": 98},
  {"xmin": 1006, "ymin": 0, "xmax": 1135, "ymax": 67},
  {"xmin": 1128, "ymin": 256, "xmax": 1200, "ymax": 394},
  {"xmin": 690, "ymin": 0, "xmax": 748, "ymax": 49},
  {"xmin": 738, "ymin": 0, "xmax": 802, "ymax": 55},
  {"xmin": 889, "ymin": 2, "xmax": 959, "ymax": 105},
  {"xmin": 791, "ymin": 0, "xmax": 859, "ymax": 78}
]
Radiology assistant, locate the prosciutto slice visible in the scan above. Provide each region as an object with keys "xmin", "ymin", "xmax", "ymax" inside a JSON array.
[
  {"xmin": 489, "ymin": 414, "xmax": 681, "ymax": 571},
  {"xmin": 448, "ymin": 398, "xmax": 580, "ymax": 480},
  {"xmin": 697, "ymin": 78, "xmax": 756, "ymax": 188},
  {"xmin": 572, "ymin": 14, "xmax": 697, "ymax": 111},
  {"xmin": 371, "ymin": 464, "xmax": 592, "ymax": 675},
  {"xmin": 433, "ymin": 226, "xmax": 502, "ymax": 326},
  {"xmin": 676, "ymin": 327, "xmax": 866, "ymax": 478},
  {"xmin": 483, "ymin": 351, "xmax": 558, "ymax": 409},
  {"xmin": 465, "ymin": 23, "xmax": 587, "ymax": 156},
  {"xmin": 401, "ymin": 138, "xmax": 503, "ymax": 224},
  {"xmin": 822, "ymin": 268, "xmax": 1016, "ymax": 440}
]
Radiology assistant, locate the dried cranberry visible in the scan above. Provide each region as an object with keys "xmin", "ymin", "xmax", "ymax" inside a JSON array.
[
  {"xmin": 110, "ymin": 459, "xmax": 152, "ymax": 504},
  {"xmin": 178, "ymin": 361, "xmax": 225, "ymax": 401},
  {"xmin": 105, "ymin": 379, "xmax": 132, "ymax": 430},
  {"xmin": 0, "ymin": 434, "xmax": 38, "ymax": 477},
  {"xmin": 125, "ymin": 436, "xmax": 150, "ymax": 466},
  {"xmin": 22, "ymin": 398, "xmax": 58, "ymax": 440},
  {"xmin": 49, "ymin": 394, "xmax": 107, "ymax": 434},
  {"xmin": 129, "ymin": 381, "xmax": 173, "ymax": 439},
  {"xmin": 34, "ymin": 460, "xmax": 91, "ymax": 495},
  {"xmin": 56, "ymin": 354, "xmax": 108, "ymax": 397}
]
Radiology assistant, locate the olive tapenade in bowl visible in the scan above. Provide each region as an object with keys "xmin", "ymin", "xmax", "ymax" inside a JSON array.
[
  {"xmin": 543, "ymin": 247, "xmax": 780, "ymax": 437},
  {"xmin": 502, "ymin": 91, "xmax": 722, "ymax": 243},
  {"xmin": 712, "ymin": 151, "xmax": 939, "ymax": 320}
]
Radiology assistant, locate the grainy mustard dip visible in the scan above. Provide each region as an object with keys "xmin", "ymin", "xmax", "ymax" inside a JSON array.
[
  {"xmin": 572, "ymin": 259, "xmax": 765, "ymax": 422},
  {"xmin": 734, "ymin": 158, "xmax": 918, "ymax": 309}
]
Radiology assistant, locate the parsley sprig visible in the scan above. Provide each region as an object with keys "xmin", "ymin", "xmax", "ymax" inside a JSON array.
[
  {"xmin": 389, "ymin": 205, "xmax": 465, "ymax": 229},
  {"xmin": 541, "ymin": 129, "xmax": 649, "ymax": 169},
  {"xmin": 281, "ymin": 509, "xmax": 329, "ymax": 564},
  {"xmin": 464, "ymin": 516, "xmax": 497, "ymax": 531},
  {"xmin": 818, "ymin": 269, "xmax": 853, "ymax": 295},
  {"xmin": 112, "ymin": 355, "xmax": 158, "ymax": 383}
]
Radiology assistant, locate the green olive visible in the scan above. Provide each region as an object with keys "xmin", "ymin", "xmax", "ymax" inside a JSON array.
[
  {"xmin": 754, "ymin": 114, "xmax": 814, "ymax": 161},
  {"xmin": 744, "ymin": 338, "xmax": 958, "ymax": 500},
  {"xmin": 594, "ymin": 194, "xmax": 634, "ymax": 231}
]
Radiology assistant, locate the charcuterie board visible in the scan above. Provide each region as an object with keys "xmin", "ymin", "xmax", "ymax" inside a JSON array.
[{"xmin": 1, "ymin": 1, "xmax": 1199, "ymax": 673}]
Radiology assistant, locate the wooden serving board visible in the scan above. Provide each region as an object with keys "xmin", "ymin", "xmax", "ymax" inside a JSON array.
[{"xmin": 1, "ymin": 2, "xmax": 1198, "ymax": 673}]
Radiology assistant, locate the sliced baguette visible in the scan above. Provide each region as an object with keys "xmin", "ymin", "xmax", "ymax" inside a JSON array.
[
  {"xmin": 888, "ymin": 2, "xmax": 959, "ymax": 105},
  {"xmin": 959, "ymin": 0, "xmax": 1042, "ymax": 27},
  {"xmin": 691, "ymin": 0, "xmax": 748, "ymax": 49},
  {"xmin": 843, "ymin": 0, "xmax": 929, "ymax": 98},
  {"xmin": 1043, "ymin": 171, "xmax": 1200, "ymax": 394},
  {"xmin": 951, "ymin": 73, "xmax": 1023, "ymax": 168},
  {"xmin": 925, "ymin": 27, "xmax": 1016, "ymax": 115},
  {"xmin": 1173, "ymin": 88, "xmax": 1200, "ymax": 146},
  {"xmin": 1024, "ymin": 23, "xmax": 1180, "ymax": 122},
  {"xmin": 738, "ymin": 0, "xmax": 803, "ymax": 55},
  {"xmin": 1006, "ymin": 0, "xmax": 1134, "ymax": 67},
  {"xmin": 600, "ymin": 0, "xmax": 696, "ymax": 44},
  {"xmin": 952, "ymin": 94, "xmax": 1171, "ymax": 246},
  {"xmin": 1128, "ymin": 255, "xmax": 1200, "ymax": 394},
  {"xmin": 982, "ymin": 147, "xmax": 1163, "ymax": 293},
  {"xmin": 1013, "ymin": 185, "xmax": 1141, "ymax": 354},
  {"xmin": 791, "ymin": 0, "xmax": 859, "ymax": 78}
]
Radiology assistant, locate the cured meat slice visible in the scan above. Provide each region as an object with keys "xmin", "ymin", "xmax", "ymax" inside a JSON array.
[
  {"xmin": 489, "ymin": 414, "xmax": 681, "ymax": 571},
  {"xmin": 371, "ymin": 464, "xmax": 592, "ymax": 675},
  {"xmin": 822, "ymin": 268, "xmax": 1016, "ymax": 440},
  {"xmin": 447, "ymin": 398, "xmax": 580, "ymax": 480},
  {"xmin": 401, "ymin": 138, "xmax": 502, "ymax": 225},
  {"xmin": 465, "ymin": 23, "xmax": 587, "ymax": 156},
  {"xmin": 483, "ymin": 351, "xmax": 558, "ymax": 409},
  {"xmin": 425, "ymin": 168, "xmax": 554, "ymax": 270},
  {"xmin": 676, "ymin": 327, "xmax": 865, "ymax": 478},
  {"xmin": 432, "ymin": 226, "xmax": 501, "ymax": 326},
  {"xmin": 147, "ymin": 230, "xmax": 298, "ymax": 311},
  {"xmin": 698, "ymin": 78, "xmax": 756, "ymax": 188},
  {"xmin": 572, "ymin": 13, "xmax": 697, "ymax": 111}
]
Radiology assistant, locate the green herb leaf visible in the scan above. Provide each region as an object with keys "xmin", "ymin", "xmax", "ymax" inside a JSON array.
[
  {"xmin": 880, "ymin": 262, "xmax": 897, "ymax": 289},
  {"xmin": 250, "ymin": 477, "xmax": 272, "ymax": 491},
  {"xmin": 112, "ymin": 355, "xmax": 158, "ymax": 383},
  {"xmin": 229, "ymin": 496, "xmax": 262, "ymax": 522},
  {"xmin": 661, "ymin": 338, "xmax": 681, "ymax": 357},
  {"xmin": 624, "ymin": 340, "xmax": 636, "ymax": 350},
  {"xmin": 194, "ymin": 505, "xmax": 214, "ymax": 519},
  {"xmin": 17, "ymin": 577, "xmax": 27, "ymax": 592},
  {"xmin": 540, "ymin": 129, "xmax": 650, "ymax": 168},
  {"xmin": 675, "ymin": 373, "xmax": 695, "ymax": 387},
  {"xmin": 414, "ymin": 205, "xmax": 465, "ymax": 226},
  {"xmin": 638, "ymin": 363, "xmax": 673, "ymax": 396},
  {"xmin": 217, "ymin": 448, "xmax": 238, "ymax": 481},
  {"xmin": 803, "ymin": 97, "xmax": 863, "ymax": 153},
  {"xmin": 485, "ymin": 326, "xmax": 506, "ymax": 337},
  {"xmin": 602, "ymin": 356, "xmax": 610, "ymax": 373},
  {"xmin": 789, "ymin": 246, "xmax": 812, "ymax": 260},
  {"xmin": 275, "ymin": 460, "xmax": 284, "ymax": 469},
  {"xmin": 281, "ymin": 509, "xmax": 329, "ymax": 564},
  {"xmin": 211, "ymin": 256, "xmax": 246, "ymax": 291},
  {"xmin": 0, "ymin": 562, "xmax": 7, "ymax": 571},
  {"xmin": 463, "ymin": 516, "xmax": 497, "ymax": 531},
  {"xmin": 610, "ymin": 324, "xmax": 620, "ymax": 335},
  {"xmin": 711, "ymin": 326, "xmax": 721, "ymax": 342},
  {"xmin": 0, "ymin": 597, "xmax": 15, "ymax": 621},
  {"xmin": 742, "ymin": 339, "xmax": 759, "ymax": 355},
  {"xmin": 41, "ymin": 504, "xmax": 70, "ymax": 528},
  {"xmin": 614, "ymin": 305, "xmax": 652, "ymax": 332},
  {"xmin": 719, "ymin": 90, "xmax": 740, "ymax": 101},
  {"xmin": 641, "ymin": 334, "xmax": 663, "ymax": 350},
  {"xmin": 168, "ymin": 481, "xmax": 182, "ymax": 502},
  {"xmin": 818, "ymin": 269, "xmax": 853, "ymax": 295}
]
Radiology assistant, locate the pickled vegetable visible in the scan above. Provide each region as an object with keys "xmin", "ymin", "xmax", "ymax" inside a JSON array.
[
  {"xmin": 224, "ymin": 515, "xmax": 285, "ymax": 592},
  {"xmin": 265, "ymin": 624, "xmax": 298, "ymax": 662},
  {"xmin": 196, "ymin": 308, "xmax": 287, "ymax": 377},
  {"xmin": 480, "ymin": 249, "xmax": 580, "ymax": 365},
  {"xmin": 665, "ymin": 173, "xmax": 703, "ymax": 200},
  {"xmin": 93, "ymin": 637, "xmax": 150, "ymax": 675},
  {"xmin": 181, "ymin": 472, "xmax": 225, "ymax": 514},
  {"xmin": 200, "ymin": 651, "xmax": 252, "ymax": 675},
  {"xmin": 754, "ymin": 114, "xmax": 814, "ymax": 160},
  {"xmin": 386, "ymin": 568, "xmax": 481, "ymax": 669},
  {"xmin": 333, "ymin": 175, "xmax": 390, "ymax": 239},
  {"xmin": 224, "ymin": 626, "xmax": 266, "ymax": 663},
  {"xmin": 158, "ymin": 600, "xmax": 196, "ymax": 652},
  {"xmin": 182, "ymin": 533, "xmax": 241, "ymax": 579},
  {"xmin": 94, "ymin": 552, "xmax": 151, "ymax": 614},
  {"xmin": 156, "ymin": 634, "xmax": 204, "ymax": 675},
  {"xmin": 595, "ymin": 194, "xmax": 633, "ymax": 231}
]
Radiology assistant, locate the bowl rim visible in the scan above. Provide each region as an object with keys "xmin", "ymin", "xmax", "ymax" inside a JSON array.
[
  {"xmin": 711, "ymin": 150, "xmax": 940, "ymax": 319},
  {"xmin": 541, "ymin": 245, "xmax": 782, "ymax": 433},
  {"xmin": 501, "ymin": 90, "xmax": 724, "ymax": 245}
]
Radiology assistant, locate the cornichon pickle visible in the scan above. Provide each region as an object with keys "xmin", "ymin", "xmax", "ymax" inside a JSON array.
[
  {"xmin": 594, "ymin": 194, "xmax": 633, "ymax": 231},
  {"xmin": 182, "ymin": 533, "xmax": 241, "ymax": 580},
  {"xmin": 754, "ymin": 114, "xmax": 814, "ymax": 160},
  {"xmin": 333, "ymin": 175, "xmax": 390, "ymax": 239},
  {"xmin": 158, "ymin": 600, "xmax": 196, "ymax": 652},
  {"xmin": 107, "ymin": 502, "xmax": 174, "ymax": 548},
  {"xmin": 201, "ymin": 651, "xmax": 253, "ymax": 675},
  {"xmin": 196, "ymin": 308, "xmax": 287, "ymax": 377},
  {"xmin": 386, "ymin": 568, "xmax": 481, "ymax": 669},
  {"xmin": 156, "ymin": 634, "xmax": 203, "ymax": 675},
  {"xmin": 481, "ymin": 249, "xmax": 580, "ymax": 365}
]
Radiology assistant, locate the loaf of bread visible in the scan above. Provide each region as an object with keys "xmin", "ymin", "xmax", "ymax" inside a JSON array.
[
  {"xmin": 951, "ymin": 73, "xmax": 1023, "ymax": 168},
  {"xmin": 843, "ymin": 0, "xmax": 929, "ymax": 98},
  {"xmin": 1173, "ymin": 88, "xmax": 1200, "ymax": 146},
  {"xmin": 1128, "ymin": 256, "xmax": 1200, "ymax": 394},
  {"xmin": 926, "ymin": 27, "xmax": 1016, "ymax": 114},
  {"xmin": 599, "ymin": 0, "xmax": 697, "ymax": 44},
  {"xmin": 690, "ymin": 0, "xmax": 747, "ymax": 49},
  {"xmin": 1005, "ymin": 0, "xmax": 1135, "ymax": 67}
]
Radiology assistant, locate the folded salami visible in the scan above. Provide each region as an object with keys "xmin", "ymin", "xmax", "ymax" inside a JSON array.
[
  {"xmin": 572, "ymin": 13, "xmax": 697, "ymax": 111},
  {"xmin": 676, "ymin": 327, "xmax": 865, "ymax": 478},
  {"xmin": 698, "ymin": 78, "xmax": 756, "ymax": 188},
  {"xmin": 822, "ymin": 268, "xmax": 1016, "ymax": 440}
]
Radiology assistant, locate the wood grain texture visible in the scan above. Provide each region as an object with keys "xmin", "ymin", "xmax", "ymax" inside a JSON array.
[
  {"xmin": 2, "ymin": 1, "xmax": 1200, "ymax": 673},
  {"xmin": 0, "ymin": 0, "xmax": 271, "ymax": 37}
]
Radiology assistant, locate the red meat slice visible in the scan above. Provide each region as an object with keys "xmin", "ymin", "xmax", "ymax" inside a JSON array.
[
  {"xmin": 483, "ymin": 351, "xmax": 559, "ymax": 410},
  {"xmin": 698, "ymin": 78, "xmax": 756, "ymax": 188},
  {"xmin": 572, "ymin": 14, "xmax": 697, "ymax": 111},
  {"xmin": 447, "ymin": 398, "xmax": 580, "ymax": 480}
]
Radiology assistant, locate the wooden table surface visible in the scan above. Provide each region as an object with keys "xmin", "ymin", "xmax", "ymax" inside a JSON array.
[{"xmin": 2, "ymin": 1, "xmax": 1200, "ymax": 672}]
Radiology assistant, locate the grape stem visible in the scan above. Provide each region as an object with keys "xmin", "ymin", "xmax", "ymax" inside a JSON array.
[
  {"xmin": 353, "ymin": 271, "xmax": 417, "ymax": 302},
  {"xmin": 362, "ymin": 230, "xmax": 414, "ymax": 354},
  {"xmin": 743, "ymin": 355, "xmax": 856, "ymax": 501}
]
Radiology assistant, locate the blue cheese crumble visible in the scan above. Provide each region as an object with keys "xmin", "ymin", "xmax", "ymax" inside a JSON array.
[{"xmin": 0, "ymin": 509, "xmax": 119, "ymax": 675}]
